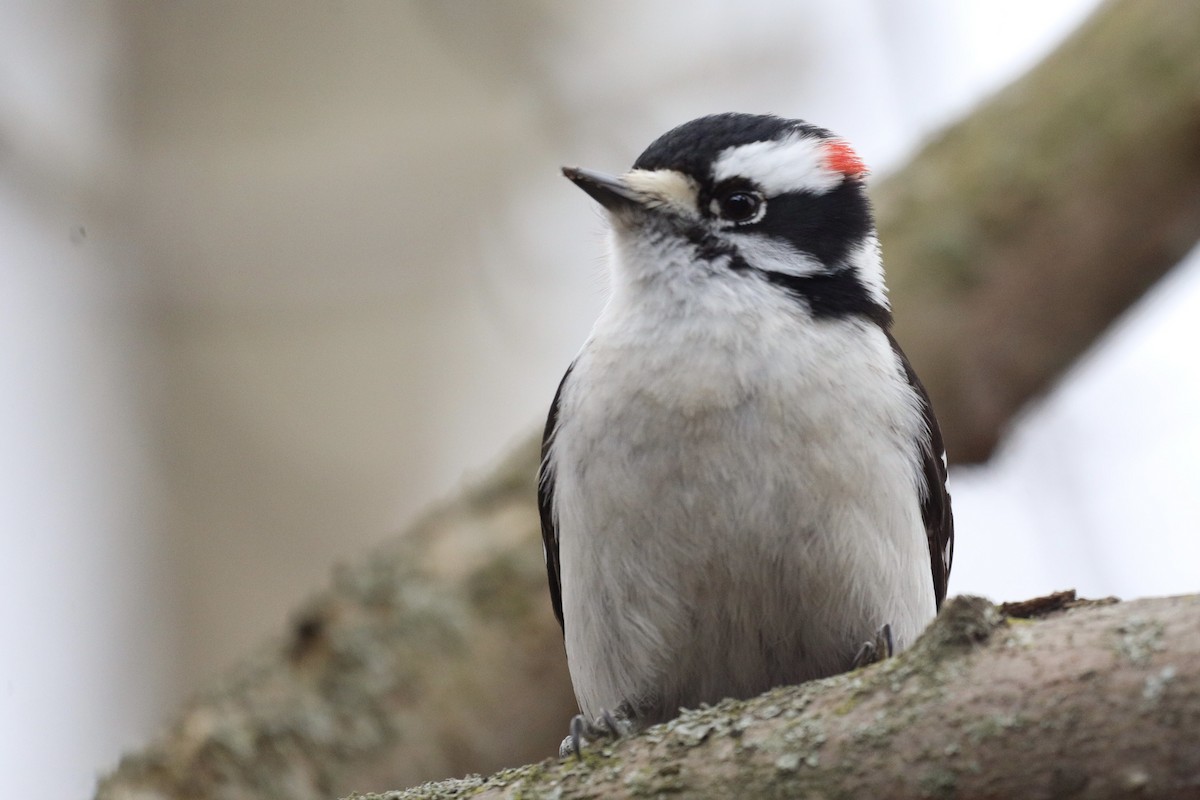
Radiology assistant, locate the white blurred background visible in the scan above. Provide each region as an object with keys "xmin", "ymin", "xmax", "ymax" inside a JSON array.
[{"xmin": 3, "ymin": 1, "xmax": 1198, "ymax": 797}]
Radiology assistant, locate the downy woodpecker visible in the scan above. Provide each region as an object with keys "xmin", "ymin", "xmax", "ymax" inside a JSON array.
[{"xmin": 538, "ymin": 113, "xmax": 953, "ymax": 753}]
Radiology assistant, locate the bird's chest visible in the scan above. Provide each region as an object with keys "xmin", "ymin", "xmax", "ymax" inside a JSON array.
[
  {"xmin": 554, "ymin": 295, "xmax": 919, "ymax": 571},
  {"xmin": 551, "ymin": 299, "xmax": 929, "ymax": 719},
  {"xmin": 560, "ymin": 294, "xmax": 908, "ymax": 478}
]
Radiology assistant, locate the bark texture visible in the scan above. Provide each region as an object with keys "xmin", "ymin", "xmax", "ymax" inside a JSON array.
[
  {"xmin": 361, "ymin": 594, "xmax": 1200, "ymax": 800},
  {"xmin": 95, "ymin": 0, "xmax": 1200, "ymax": 797}
]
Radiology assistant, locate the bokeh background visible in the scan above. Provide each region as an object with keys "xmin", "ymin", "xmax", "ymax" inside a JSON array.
[{"xmin": 3, "ymin": 1, "xmax": 1198, "ymax": 797}]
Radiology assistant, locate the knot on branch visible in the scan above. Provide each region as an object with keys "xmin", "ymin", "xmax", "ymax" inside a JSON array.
[{"xmin": 908, "ymin": 595, "xmax": 1003, "ymax": 660}]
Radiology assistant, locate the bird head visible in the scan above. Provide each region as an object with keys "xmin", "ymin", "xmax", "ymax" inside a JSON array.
[{"xmin": 563, "ymin": 113, "xmax": 890, "ymax": 327}]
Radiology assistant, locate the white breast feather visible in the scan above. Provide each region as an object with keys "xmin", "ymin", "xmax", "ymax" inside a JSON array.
[{"xmin": 549, "ymin": 232, "xmax": 936, "ymax": 722}]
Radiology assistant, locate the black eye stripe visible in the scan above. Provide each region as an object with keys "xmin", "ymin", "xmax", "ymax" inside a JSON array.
[{"xmin": 753, "ymin": 182, "xmax": 871, "ymax": 266}]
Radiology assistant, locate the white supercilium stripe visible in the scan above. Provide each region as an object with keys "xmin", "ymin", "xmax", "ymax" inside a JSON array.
[{"xmin": 713, "ymin": 134, "xmax": 841, "ymax": 196}]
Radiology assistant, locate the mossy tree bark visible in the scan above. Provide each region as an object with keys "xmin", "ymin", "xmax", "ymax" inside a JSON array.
[
  {"xmin": 359, "ymin": 594, "xmax": 1200, "ymax": 800},
  {"xmin": 96, "ymin": 0, "xmax": 1200, "ymax": 797}
]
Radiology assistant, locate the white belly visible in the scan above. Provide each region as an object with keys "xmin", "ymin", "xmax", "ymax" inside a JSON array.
[{"xmin": 550, "ymin": 286, "xmax": 937, "ymax": 723}]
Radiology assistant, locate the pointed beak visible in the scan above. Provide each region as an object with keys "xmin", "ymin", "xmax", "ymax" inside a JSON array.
[{"xmin": 562, "ymin": 166, "xmax": 643, "ymax": 212}]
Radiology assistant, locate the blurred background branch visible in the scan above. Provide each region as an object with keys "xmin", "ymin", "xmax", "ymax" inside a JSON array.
[{"xmin": 879, "ymin": 0, "xmax": 1200, "ymax": 462}]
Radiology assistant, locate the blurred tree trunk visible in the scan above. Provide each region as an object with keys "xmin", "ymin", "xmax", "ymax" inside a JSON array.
[
  {"xmin": 880, "ymin": 0, "xmax": 1200, "ymax": 462},
  {"xmin": 96, "ymin": 0, "xmax": 1200, "ymax": 797}
]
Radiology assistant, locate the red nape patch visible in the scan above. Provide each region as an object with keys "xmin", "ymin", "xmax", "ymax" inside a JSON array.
[{"xmin": 824, "ymin": 140, "xmax": 868, "ymax": 177}]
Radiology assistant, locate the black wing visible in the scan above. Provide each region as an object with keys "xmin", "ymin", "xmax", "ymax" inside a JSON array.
[
  {"xmin": 888, "ymin": 333, "xmax": 954, "ymax": 608},
  {"xmin": 538, "ymin": 364, "xmax": 574, "ymax": 632}
]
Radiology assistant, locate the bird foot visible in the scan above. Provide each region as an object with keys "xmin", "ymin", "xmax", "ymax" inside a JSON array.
[
  {"xmin": 558, "ymin": 708, "xmax": 633, "ymax": 759},
  {"xmin": 852, "ymin": 622, "xmax": 895, "ymax": 669}
]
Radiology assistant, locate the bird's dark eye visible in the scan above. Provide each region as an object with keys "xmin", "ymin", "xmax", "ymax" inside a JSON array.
[{"xmin": 714, "ymin": 189, "xmax": 765, "ymax": 224}]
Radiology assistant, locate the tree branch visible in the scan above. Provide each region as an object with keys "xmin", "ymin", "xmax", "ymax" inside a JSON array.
[{"xmin": 362, "ymin": 594, "xmax": 1200, "ymax": 800}]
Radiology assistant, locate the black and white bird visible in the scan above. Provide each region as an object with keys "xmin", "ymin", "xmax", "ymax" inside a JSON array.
[{"xmin": 538, "ymin": 113, "xmax": 953, "ymax": 752}]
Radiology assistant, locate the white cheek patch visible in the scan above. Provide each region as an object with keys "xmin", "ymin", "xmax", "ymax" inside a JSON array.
[
  {"xmin": 713, "ymin": 134, "xmax": 843, "ymax": 196},
  {"xmin": 729, "ymin": 232, "xmax": 825, "ymax": 278},
  {"xmin": 622, "ymin": 168, "xmax": 701, "ymax": 218}
]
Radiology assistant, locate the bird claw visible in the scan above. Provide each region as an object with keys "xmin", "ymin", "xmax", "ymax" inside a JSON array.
[
  {"xmin": 852, "ymin": 622, "xmax": 895, "ymax": 669},
  {"xmin": 559, "ymin": 708, "xmax": 633, "ymax": 759}
]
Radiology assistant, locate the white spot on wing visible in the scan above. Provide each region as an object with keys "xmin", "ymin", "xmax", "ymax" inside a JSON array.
[{"xmin": 713, "ymin": 134, "xmax": 841, "ymax": 196}]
